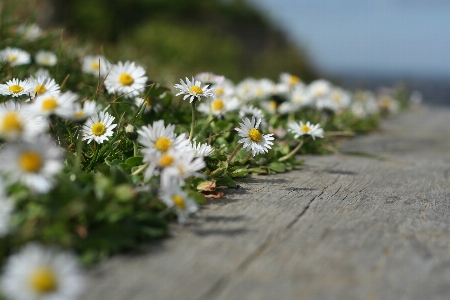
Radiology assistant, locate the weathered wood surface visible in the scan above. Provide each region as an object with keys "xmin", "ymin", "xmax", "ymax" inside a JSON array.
[{"xmin": 84, "ymin": 106, "xmax": 450, "ymax": 300}]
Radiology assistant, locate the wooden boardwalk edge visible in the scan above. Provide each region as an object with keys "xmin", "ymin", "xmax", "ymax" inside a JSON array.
[{"xmin": 84, "ymin": 106, "xmax": 450, "ymax": 300}]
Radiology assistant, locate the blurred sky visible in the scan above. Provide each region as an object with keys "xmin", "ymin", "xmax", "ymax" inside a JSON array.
[{"xmin": 248, "ymin": 0, "xmax": 450, "ymax": 79}]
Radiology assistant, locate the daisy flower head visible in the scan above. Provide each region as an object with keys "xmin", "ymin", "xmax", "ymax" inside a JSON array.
[
  {"xmin": 81, "ymin": 110, "xmax": 117, "ymax": 144},
  {"xmin": 197, "ymin": 96, "xmax": 240, "ymax": 117},
  {"xmin": 212, "ymin": 79, "xmax": 235, "ymax": 98},
  {"xmin": 280, "ymin": 72, "xmax": 302, "ymax": 89},
  {"xmin": 0, "ymin": 101, "xmax": 48, "ymax": 141},
  {"xmin": 0, "ymin": 135, "xmax": 64, "ymax": 193},
  {"xmin": 190, "ymin": 141, "xmax": 214, "ymax": 158},
  {"xmin": 0, "ymin": 243, "xmax": 84, "ymax": 300},
  {"xmin": 70, "ymin": 100, "xmax": 100, "ymax": 121},
  {"xmin": 31, "ymin": 91, "xmax": 78, "ymax": 118},
  {"xmin": 288, "ymin": 121, "xmax": 324, "ymax": 140},
  {"xmin": 235, "ymin": 116, "xmax": 274, "ymax": 157},
  {"xmin": 159, "ymin": 186, "xmax": 198, "ymax": 224},
  {"xmin": 0, "ymin": 78, "xmax": 33, "ymax": 98},
  {"xmin": 137, "ymin": 120, "xmax": 189, "ymax": 155},
  {"xmin": 81, "ymin": 55, "xmax": 111, "ymax": 77},
  {"xmin": 174, "ymin": 77, "xmax": 215, "ymax": 103},
  {"xmin": 16, "ymin": 23, "xmax": 42, "ymax": 41},
  {"xmin": 0, "ymin": 47, "xmax": 31, "ymax": 67},
  {"xmin": 194, "ymin": 72, "xmax": 225, "ymax": 86},
  {"xmin": 35, "ymin": 50, "xmax": 57, "ymax": 67},
  {"xmin": 104, "ymin": 61, "xmax": 148, "ymax": 98},
  {"xmin": 27, "ymin": 75, "xmax": 60, "ymax": 98},
  {"xmin": 330, "ymin": 87, "xmax": 352, "ymax": 110},
  {"xmin": 307, "ymin": 79, "xmax": 332, "ymax": 100},
  {"xmin": 134, "ymin": 96, "xmax": 161, "ymax": 113}
]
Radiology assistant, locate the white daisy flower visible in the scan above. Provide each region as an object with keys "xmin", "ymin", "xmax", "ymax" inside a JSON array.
[
  {"xmin": 174, "ymin": 77, "xmax": 215, "ymax": 103},
  {"xmin": 0, "ymin": 78, "xmax": 33, "ymax": 97},
  {"xmin": 212, "ymin": 79, "xmax": 235, "ymax": 98},
  {"xmin": 134, "ymin": 96, "xmax": 161, "ymax": 113},
  {"xmin": 330, "ymin": 88, "xmax": 352, "ymax": 110},
  {"xmin": 69, "ymin": 100, "xmax": 100, "ymax": 121},
  {"xmin": 31, "ymin": 91, "xmax": 77, "ymax": 118},
  {"xmin": 235, "ymin": 78, "xmax": 258, "ymax": 102},
  {"xmin": 0, "ymin": 47, "xmax": 31, "ymax": 67},
  {"xmin": 16, "ymin": 23, "xmax": 42, "ymax": 41},
  {"xmin": 280, "ymin": 72, "xmax": 302, "ymax": 89},
  {"xmin": 235, "ymin": 116, "xmax": 274, "ymax": 157},
  {"xmin": 162, "ymin": 151, "xmax": 205, "ymax": 186},
  {"xmin": 260, "ymin": 100, "xmax": 278, "ymax": 115},
  {"xmin": 315, "ymin": 97, "xmax": 339, "ymax": 113},
  {"xmin": 0, "ymin": 243, "xmax": 84, "ymax": 300},
  {"xmin": 377, "ymin": 94, "xmax": 399, "ymax": 114},
  {"xmin": 253, "ymin": 78, "xmax": 276, "ymax": 99},
  {"xmin": 27, "ymin": 75, "xmax": 60, "ymax": 98},
  {"xmin": 35, "ymin": 50, "xmax": 57, "ymax": 67},
  {"xmin": 239, "ymin": 105, "xmax": 265, "ymax": 120},
  {"xmin": 194, "ymin": 72, "xmax": 225, "ymax": 85},
  {"xmin": 35, "ymin": 68, "xmax": 51, "ymax": 78},
  {"xmin": 197, "ymin": 96, "xmax": 240, "ymax": 117},
  {"xmin": 0, "ymin": 136, "xmax": 64, "ymax": 193},
  {"xmin": 288, "ymin": 121, "xmax": 324, "ymax": 140},
  {"xmin": 104, "ymin": 61, "xmax": 148, "ymax": 98},
  {"xmin": 0, "ymin": 179, "xmax": 14, "ymax": 237},
  {"xmin": 190, "ymin": 141, "xmax": 214, "ymax": 157},
  {"xmin": 307, "ymin": 79, "xmax": 332, "ymax": 99},
  {"xmin": 159, "ymin": 186, "xmax": 198, "ymax": 224},
  {"xmin": 0, "ymin": 101, "xmax": 48, "ymax": 141},
  {"xmin": 137, "ymin": 120, "xmax": 189, "ymax": 155},
  {"xmin": 81, "ymin": 55, "xmax": 111, "ymax": 77},
  {"xmin": 81, "ymin": 111, "xmax": 117, "ymax": 144}
]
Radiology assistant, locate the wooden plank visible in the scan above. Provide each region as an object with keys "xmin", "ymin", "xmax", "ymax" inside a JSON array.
[{"xmin": 84, "ymin": 106, "xmax": 450, "ymax": 300}]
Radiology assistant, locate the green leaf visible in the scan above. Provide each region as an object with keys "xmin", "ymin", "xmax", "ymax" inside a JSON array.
[
  {"xmin": 269, "ymin": 162, "xmax": 286, "ymax": 173},
  {"xmin": 187, "ymin": 190, "xmax": 207, "ymax": 205},
  {"xmin": 248, "ymin": 167, "xmax": 267, "ymax": 174},
  {"xmin": 216, "ymin": 175, "xmax": 237, "ymax": 188},
  {"xmin": 125, "ymin": 156, "xmax": 144, "ymax": 167}
]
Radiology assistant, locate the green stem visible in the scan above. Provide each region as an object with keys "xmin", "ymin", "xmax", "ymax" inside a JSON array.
[
  {"xmin": 133, "ymin": 140, "xmax": 139, "ymax": 157},
  {"xmin": 189, "ymin": 99, "xmax": 197, "ymax": 142},
  {"xmin": 86, "ymin": 144, "xmax": 100, "ymax": 171},
  {"xmin": 74, "ymin": 128, "xmax": 84, "ymax": 172},
  {"xmin": 278, "ymin": 138, "xmax": 306, "ymax": 162},
  {"xmin": 226, "ymin": 143, "xmax": 242, "ymax": 163}
]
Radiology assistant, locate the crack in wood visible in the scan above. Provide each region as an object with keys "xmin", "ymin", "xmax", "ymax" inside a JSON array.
[{"xmin": 198, "ymin": 176, "xmax": 341, "ymax": 300}]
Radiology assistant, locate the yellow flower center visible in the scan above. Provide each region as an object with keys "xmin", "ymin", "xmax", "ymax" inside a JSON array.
[
  {"xmin": 91, "ymin": 61, "xmax": 100, "ymax": 70},
  {"xmin": 155, "ymin": 137, "xmax": 172, "ymax": 152},
  {"xmin": 189, "ymin": 86, "xmax": 203, "ymax": 95},
  {"xmin": 255, "ymin": 88, "xmax": 264, "ymax": 96},
  {"xmin": 8, "ymin": 84, "xmax": 23, "ymax": 94},
  {"xmin": 159, "ymin": 154, "xmax": 174, "ymax": 167},
  {"xmin": 289, "ymin": 75, "xmax": 300, "ymax": 85},
  {"xmin": 215, "ymin": 87, "xmax": 224, "ymax": 95},
  {"xmin": 7, "ymin": 54, "xmax": 17, "ymax": 62},
  {"xmin": 119, "ymin": 73, "xmax": 134, "ymax": 86},
  {"xmin": 74, "ymin": 110, "xmax": 85, "ymax": 118},
  {"xmin": 92, "ymin": 123, "xmax": 106, "ymax": 136},
  {"xmin": 212, "ymin": 99, "xmax": 225, "ymax": 111},
  {"xmin": 172, "ymin": 195, "xmax": 186, "ymax": 210},
  {"xmin": 301, "ymin": 125, "xmax": 311, "ymax": 133},
  {"xmin": 332, "ymin": 93, "xmax": 342, "ymax": 104},
  {"xmin": 42, "ymin": 98, "xmax": 58, "ymax": 111},
  {"xmin": 19, "ymin": 151, "xmax": 43, "ymax": 173},
  {"xmin": 269, "ymin": 101, "xmax": 277, "ymax": 111},
  {"xmin": 380, "ymin": 97, "xmax": 391, "ymax": 109},
  {"xmin": 29, "ymin": 267, "xmax": 58, "ymax": 294},
  {"xmin": 248, "ymin": 128, "xmax": 262, "ymax": 142},
  {"xmin": 34, "ymin": 84, "xmax": 47, "ymax": 95},
  {"xmin": 2, "ymin": 112, "xmax": 23, "ymax": 133}
]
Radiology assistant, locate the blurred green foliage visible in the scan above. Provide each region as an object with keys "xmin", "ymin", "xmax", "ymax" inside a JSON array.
[{"xmin": 23, "ymin": 0, "xmax": 319, "ymax": 82}]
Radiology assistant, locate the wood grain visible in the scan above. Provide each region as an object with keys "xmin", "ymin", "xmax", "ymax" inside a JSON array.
[{"xmin": 84, "ymin": 106, "xmax": 450, "ymax": 300}]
